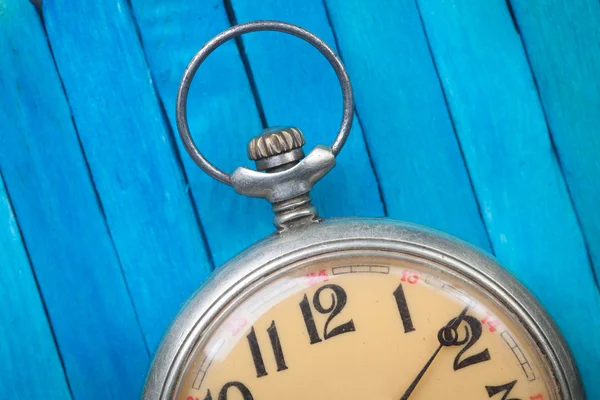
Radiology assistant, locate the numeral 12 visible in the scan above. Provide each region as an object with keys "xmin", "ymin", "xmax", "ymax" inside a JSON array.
[{"xmin": 299, "ymin": 284, "xmax": 356, "ymax": 344}]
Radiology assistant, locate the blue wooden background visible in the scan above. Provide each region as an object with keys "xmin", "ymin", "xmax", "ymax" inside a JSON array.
[{"xmin": 1, "ymin": 0, "xmax": 599, "ymax": 398}]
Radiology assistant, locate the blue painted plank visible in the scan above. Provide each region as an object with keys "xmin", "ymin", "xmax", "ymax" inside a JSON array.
[
  {"xmin": 227, "ymin": 0, "xmax": 386, "ymax": 220},
  {"xmin": 0, "ymin": 173, "xmax": 71, "ymax": 399},
  {"xmin": 509, "ymin": 0, "xmax": 600, "ymax": 281},
  {"xmin": 321, "ymin": 0, "xmax": 491, "ymax": 251},
  {"xmin": 42, "ymin": 0, "xmax": 212, "ymax": 350},
  {"xmin": 129, "ymin": 0, "xmax": 272, "ymax": 266},
  {"xmin": 0, "ymin": 1, "xmax": 148, "ymax": 398},
  {"xmin": 415, "ymin": 0, "xmax": 600, "ymax": 396}
]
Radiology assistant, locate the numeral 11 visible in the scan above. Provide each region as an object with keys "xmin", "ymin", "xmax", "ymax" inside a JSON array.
[{"xmin": 246, "ymin": 321, "xmax": 288, "ymax": 378}]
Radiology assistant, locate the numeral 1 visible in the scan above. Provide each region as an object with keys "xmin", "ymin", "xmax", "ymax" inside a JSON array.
[
  {"xmin": 299, "ymin": 295, "xmax": 322, "ymax": 344},
  {"xmin": 267, "ymin": 321, "xmax": 287, "ymax": 372},
  {"xmin": 246, "ymin": 321, "xmax": 288, "ymax": 378},
  {"xmin": 393, "ymin": 283, "xmax": 415, "ymax": 333}
]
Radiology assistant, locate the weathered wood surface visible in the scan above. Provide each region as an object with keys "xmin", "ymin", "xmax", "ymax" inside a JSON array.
[
  {"xmin": 0, "ymin": 0, "xmax": 598, "ymax": 398},
  {"xmin": 0, "ymin": 2, "xmax": 148, "ymax": 398}
]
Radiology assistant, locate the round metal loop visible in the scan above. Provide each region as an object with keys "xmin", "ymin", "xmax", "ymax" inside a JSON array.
[{"xmin": 176, "ymin": 20, "xmax": 354, "ymax": 185}]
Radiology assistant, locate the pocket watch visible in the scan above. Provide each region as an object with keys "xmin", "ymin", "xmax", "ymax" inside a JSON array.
[{"xmin": 143, "ymin": 21, "xmax": 583, "ymax": 400}]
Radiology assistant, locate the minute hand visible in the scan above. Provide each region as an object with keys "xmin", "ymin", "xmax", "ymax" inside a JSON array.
[{"xmin": 399, "ymin": 305, "xmax": 470, "ymax": 400}]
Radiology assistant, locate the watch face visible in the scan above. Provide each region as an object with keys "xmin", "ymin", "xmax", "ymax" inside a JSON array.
[{"xmin": 175, "ymin": 251, "xmax": 560, "ymax": 400}]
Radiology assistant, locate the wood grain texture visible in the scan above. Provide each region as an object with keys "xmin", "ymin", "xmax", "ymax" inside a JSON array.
[
  {"xmin": 1, "ymin": 0, "xmax": 598, "ymax": 397},
  {"xmin": 129, "ymin": 0, "xmax": 272, "ymax": 266},
  {"xmin": 0, "ymin": 173, "xmax": 72, "ymax": 398},
  {"xmin": 227, "ymin": 0, "xmax": 386, "ymax": 219},
  {"xmin": 323, "ymin": 0, "xmax": 491, "ymax": 251},
  {"xmin": 0, "ymin": 1, "xmax": 148, "ymax": 398},
  {"xmin": 415, "ymin": 0, "xmax": 600, "ymax": 396},
  {"xmin": 42, "ymin": 0, "xmax": 212, "ymax": 352},
  {"xmin": 509, "ymin": 0, "xmax": 600, "ymax": 281}
]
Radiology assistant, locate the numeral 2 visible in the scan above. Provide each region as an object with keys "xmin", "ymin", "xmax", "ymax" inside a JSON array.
[
  {"xmin": 246, "ymin": 321, "xmax": 288, "ymax": 378},
  {"xmin": 203, "ymin": 381, "xmax": 254, "ymax": 400},
  {"xmin": 393, "ymin": 283, "xmax": 415, "ymax": 333},
  {"xmin": 486, "ymin": 380, "xmax": 520, "ymax": 400},
  {"xmin": 299, "ymin": 284, "xmax": 356, "ymax": 344},
  {"xmin": 453, "ymin": 315, "xmax": 491, "ymax": 370}
]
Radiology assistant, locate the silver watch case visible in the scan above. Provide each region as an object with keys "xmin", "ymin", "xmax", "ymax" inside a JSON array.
[{"xmin": 142, "ymin": 218, "xmax": 583, "ymax": 399}]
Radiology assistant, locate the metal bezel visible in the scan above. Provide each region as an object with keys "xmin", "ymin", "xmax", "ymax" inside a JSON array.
[{"xmin": 142, "ymin": 218, "xmax": 583, "ymax": 399}]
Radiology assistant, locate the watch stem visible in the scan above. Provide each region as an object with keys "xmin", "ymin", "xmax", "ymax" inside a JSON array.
[
  {"xmin": 271, "ymin": 193, "xmax": 318, "ymax": 231},
  {"xmin": 247, "ymin": 127, "xmax": 319, "ymax": 231}
]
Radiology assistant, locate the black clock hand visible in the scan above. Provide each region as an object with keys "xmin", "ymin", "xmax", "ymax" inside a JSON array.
[
  {"xmin": 398, "ymin": 343, "xmax": 443, "ymax": 400},
  {"xmin": 399, "ymin": 305, "xmax": 470, "ymax": 400}
]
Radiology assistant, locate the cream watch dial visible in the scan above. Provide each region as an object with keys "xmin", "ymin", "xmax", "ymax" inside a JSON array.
[{"xmin": 176, "ymin": 252, "xmax": 558, "ymax": 400}]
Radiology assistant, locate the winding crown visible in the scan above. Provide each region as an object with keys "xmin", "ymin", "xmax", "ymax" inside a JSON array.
[{"xmin": 247, "ymin": 127, "xmax": 306, "ymax": 160}]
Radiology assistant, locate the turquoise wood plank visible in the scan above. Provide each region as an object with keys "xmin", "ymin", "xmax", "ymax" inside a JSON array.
[
  {"xmin": 42, "ymin": 0, "xmax": 212, "ymax": 350},
  {"xmin": 0, "ymin": 173, "xmax": 71, "ymax": 399},
  {"xmin": 509, "ymin": 0, "xmax": 600, "ymax": 280},
  {"xmin": 129, "ymin": 0, "xmax": 271, "ymax": 266},
  {"xmin": 415, "ymin": 0, "xmax": 600, "ymax": 396},
  {"xmin": 228, "ymin": 0, "xmax": 386, "ymax": 220},
  {"xmin": 321, "ymin": 0, "xmax": 491, "ymax": 251},
  {"xmin": 0, "ymin": 1, "xmax": 149, "ymax": 398}
]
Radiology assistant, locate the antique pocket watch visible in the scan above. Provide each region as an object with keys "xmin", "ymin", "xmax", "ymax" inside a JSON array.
[{"xmin": 143, "ymin": 21, "xmax": 583, "ymax": 400}]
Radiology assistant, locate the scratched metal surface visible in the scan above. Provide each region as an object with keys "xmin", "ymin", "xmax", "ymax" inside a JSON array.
[{"xmin": 0, "ymin": 0, "xmax": 599, "ymax": 398}]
